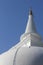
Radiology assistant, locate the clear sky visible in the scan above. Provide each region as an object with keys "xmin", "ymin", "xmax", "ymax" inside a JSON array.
[{"xmin": 0, "ymin": 0, "xmax": 43, "ymax": 54}]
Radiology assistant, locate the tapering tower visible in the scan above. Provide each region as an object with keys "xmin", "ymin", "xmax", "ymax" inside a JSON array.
[
  {"xmin": 13, "ymin": 10, "xmax": 43, "ymax": 65},
  {"xmin": 25, "ymin": 9, "xmax": 37, "ymax": 33},
  {"xmin": 0, "ymin": 9, "xmax": 43, "ymax": 65},
  {"xmin": 20, "ymin": 9, "xmax": 42, "ymax": 47}
]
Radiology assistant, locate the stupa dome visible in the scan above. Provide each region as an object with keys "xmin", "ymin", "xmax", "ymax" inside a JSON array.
[
  {"xmin": 13, "ymin": 10, "xmax": 43, "ymax": 65},
  {"xmin": 0, "ymin": 9, "xmax": 43, "ymax": 65}
]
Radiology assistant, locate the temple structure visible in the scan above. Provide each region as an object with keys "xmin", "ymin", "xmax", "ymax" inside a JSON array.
[{"xmin": 0, "ymin": 10, "xmax": 43, "ymax": 65}]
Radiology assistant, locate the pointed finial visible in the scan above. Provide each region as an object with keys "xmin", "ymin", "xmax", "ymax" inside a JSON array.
[{"xmin": 29, "ymin": 9, "xmax": 33, "ymax": 15}]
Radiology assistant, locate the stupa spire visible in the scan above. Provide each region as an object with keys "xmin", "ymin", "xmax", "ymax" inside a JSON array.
[
  {"xmin": 20, "ymin": 9, "xmax": 41, "ymax": 42},
  {"xmin": 25, "ymin": 9, "xmax": 37, "ymax": 33}
]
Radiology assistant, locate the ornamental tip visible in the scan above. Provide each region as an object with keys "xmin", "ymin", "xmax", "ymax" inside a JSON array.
[{"xmin": 29, "ymin": 9, "xmax": 33, "ymax": 15}]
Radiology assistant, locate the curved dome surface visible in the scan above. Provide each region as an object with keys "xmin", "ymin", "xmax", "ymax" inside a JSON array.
[{"xmin": 14, "ymin": 46, "xmax": 43, "ymax": 65}]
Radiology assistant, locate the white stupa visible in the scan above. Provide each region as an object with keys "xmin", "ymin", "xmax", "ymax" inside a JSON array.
[{"xmin": 0, "ymin": 10, "xmax": 43, "ymax": 65}]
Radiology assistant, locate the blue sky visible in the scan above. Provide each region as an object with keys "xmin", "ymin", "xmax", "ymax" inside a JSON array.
[{"xmin": 0, "ymin": 0, "xmax": 43, "ymax": 54}]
